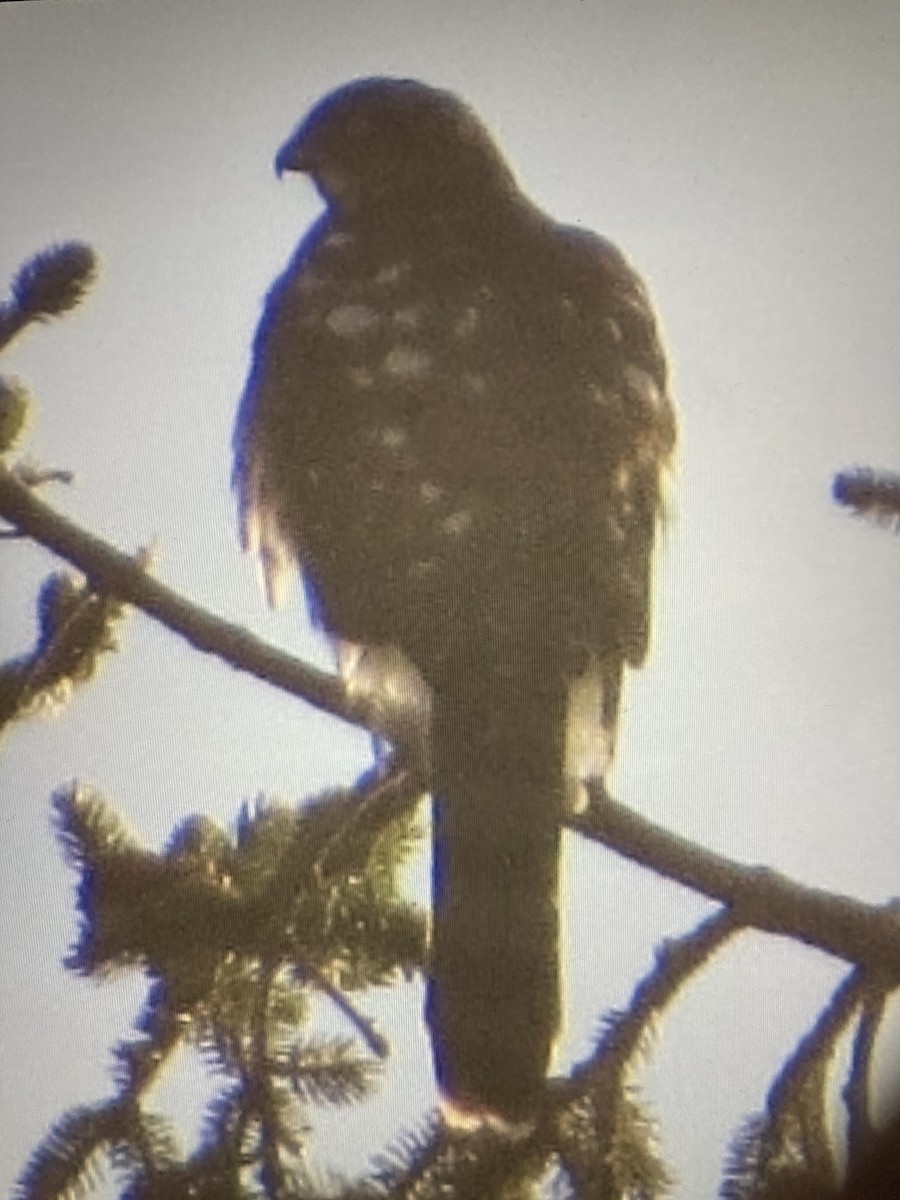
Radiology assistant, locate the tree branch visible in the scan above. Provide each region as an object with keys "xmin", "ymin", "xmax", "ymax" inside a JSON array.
[
  {"xmin": 576, "ymin": 784, "xmax": 900, "ymax": 977},
  {"xmin": 0, "ymin": 461, "xmax": 361, "ymax": 731},
  {"xmin": 291, "ymin": 961, "xmax": 389, "ymax": 1059},
  {"xmin": 564, "ymin": 908, "xmax": 739, "ymax": 1100},
  {"xmin": 5, "ymin": 461, "xmax": 900, "ymax": 983}
]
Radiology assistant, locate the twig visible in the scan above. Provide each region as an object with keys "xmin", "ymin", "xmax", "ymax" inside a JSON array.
[
  {"xmin": 252, "ymin": 960, "xmax": 298, "ymax": 1188},
  {"xmin": 14, "ymin": 464, "xmax": 75, "ymax": 488},
  {"xmin": 564, "ymin": 908, "xmax": 739, "ymax": 1100},
  {"xmin": 767, "ymin": 967, "xmax": 865, "ymax": 1122},
  {"xmin": 844, "ymin": 977, "xmax": 889, "ymax": 1163},
  {"xmin": 748, "ymin": 968, "xmax": 867, "ymax": 1185},
  {"xmin": 312, "ymin": 761, "xmax": 423, "ymax": 878},
  {"xmin": 293, "ymin": 961, "xmax": 389, "ymax": 1059}
]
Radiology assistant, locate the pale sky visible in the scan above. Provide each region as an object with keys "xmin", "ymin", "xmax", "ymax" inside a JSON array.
[{"xmin": 2, "ymin": 1, "xmax": 900, "ymax": 1195}]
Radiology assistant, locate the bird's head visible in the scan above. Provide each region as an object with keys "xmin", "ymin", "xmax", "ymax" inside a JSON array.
[{"xmin": 274, "ymin": 76, "xmax": 516, "ymax": 217}]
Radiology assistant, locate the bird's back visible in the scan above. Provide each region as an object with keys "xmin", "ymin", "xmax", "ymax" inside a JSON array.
[{"xmin": 236, "ymin": 198, "xmax": 673, "ymax": 691}]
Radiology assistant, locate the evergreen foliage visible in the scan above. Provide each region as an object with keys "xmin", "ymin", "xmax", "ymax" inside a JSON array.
[{"xmin": 832, "ymin": 469, "xmax": 900, "ymax": 532}]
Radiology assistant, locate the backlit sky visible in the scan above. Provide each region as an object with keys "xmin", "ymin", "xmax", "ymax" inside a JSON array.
[{"xmin": 2, "ymin": 1, "xmax": 900, "ymax": 1195}]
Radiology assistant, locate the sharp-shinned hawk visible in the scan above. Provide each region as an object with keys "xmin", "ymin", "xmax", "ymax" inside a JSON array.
[{"xmin": 233, "ymin": 76, "xmax": 675, "ymax": 1123}]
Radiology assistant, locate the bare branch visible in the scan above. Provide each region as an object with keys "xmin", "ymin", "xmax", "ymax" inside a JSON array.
[
  {"xmin": 575, "ymin": 783, "xmax": 900, "ymax": 978},
  {"xmin": 0, "ymin": 461, "xmax": 363, "ymax": 732}
]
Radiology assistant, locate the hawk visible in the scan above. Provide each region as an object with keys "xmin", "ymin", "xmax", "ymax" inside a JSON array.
[{"xmin": 233, "ymin": 77, "xmax": 676, "ymax": 1124}]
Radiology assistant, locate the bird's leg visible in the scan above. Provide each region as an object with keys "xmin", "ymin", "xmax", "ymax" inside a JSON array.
[
  {"xmin": 564, "ymin": 654, "xmax": 621, "ymax": 814},
  {"xmin": 336, "ymin": 639, "xmax": 432, "ymax": 779}
]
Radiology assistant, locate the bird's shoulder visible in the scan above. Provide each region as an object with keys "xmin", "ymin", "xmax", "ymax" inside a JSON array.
[
  {"xmin": 246, "ymin": 199, "xmax": 673, "ymax": 459},
  {"xmin": 534, "ymin": 217, "xmax": 667, "ymax": 370}
]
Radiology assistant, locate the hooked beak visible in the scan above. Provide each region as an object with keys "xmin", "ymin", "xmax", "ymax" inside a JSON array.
[{"xmin": 274, "ymin": 127, "xmax": 311, "ymax": 178}]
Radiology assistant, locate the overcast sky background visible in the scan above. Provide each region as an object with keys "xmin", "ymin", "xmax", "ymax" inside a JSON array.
[{"xmin": 2, "ymin": 1, "xmax": 900, "ymax": 1195}]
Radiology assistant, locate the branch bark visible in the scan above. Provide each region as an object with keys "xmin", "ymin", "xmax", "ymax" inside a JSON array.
[
  {"xmin": 0, "ymin": 462, "xmax": 359, "ymax": 730},
  {"xmin": 576, "ymin": 785, "xmax": 900, "ymax": 977}
]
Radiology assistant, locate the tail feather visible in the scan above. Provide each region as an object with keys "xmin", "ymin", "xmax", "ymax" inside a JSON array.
[{"xmin": 425, "ymin": 669, "xmax": 567, "ymax": 1122}]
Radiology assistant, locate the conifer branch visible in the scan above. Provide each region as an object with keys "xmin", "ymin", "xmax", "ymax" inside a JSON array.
[
  {"xmin": 844, "ymin": 977, "xmax": 889, "ymax": 1165},
  {"xmin": 765, "ymin": 967, "xmax": 864, "ymax": 1126},
  {"xmin": 291, "ymin": 962, "xmax": 389, "ymax": 1059},
  {"xmin": 551, "ymin": 913, "xmax": 732, "ymax": 1200},
  {"xmin": 0, "ymin": 570, "xmax": 126, "ymax": 734},
  {"xmin": 275, "ymin": 1037, "xmax": 380, "ymax": 1107},
  {"xmin": 346, "ymin": 922, "xmax": 722, "ymax": 1197},
  {"xmin": 0, "ymin": 242, "xmax": 98, "ymax": 353},
  {"xmin": 721, "ymin": 969, "xmax": 864, "ymax": 1197},
  {"xmin": 566, "ymin": 908, "xmax": 739, "ymax": 1099},
  {"xmin": 373, "ymin": 1120, "xmax": 546, "ymax": 1200},
  {"xmin": 14, "ymin": 1103, "xmax": 126, "ymax": 1200},
  {"xmin": 833, "ymin": 468, "xmax": 900, "ymax": 532}
]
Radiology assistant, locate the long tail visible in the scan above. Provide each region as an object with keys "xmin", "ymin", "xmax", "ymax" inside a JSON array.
[{"xmin": 425, "ymin": 665, "xmax": 567, "ymax": 1123}]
